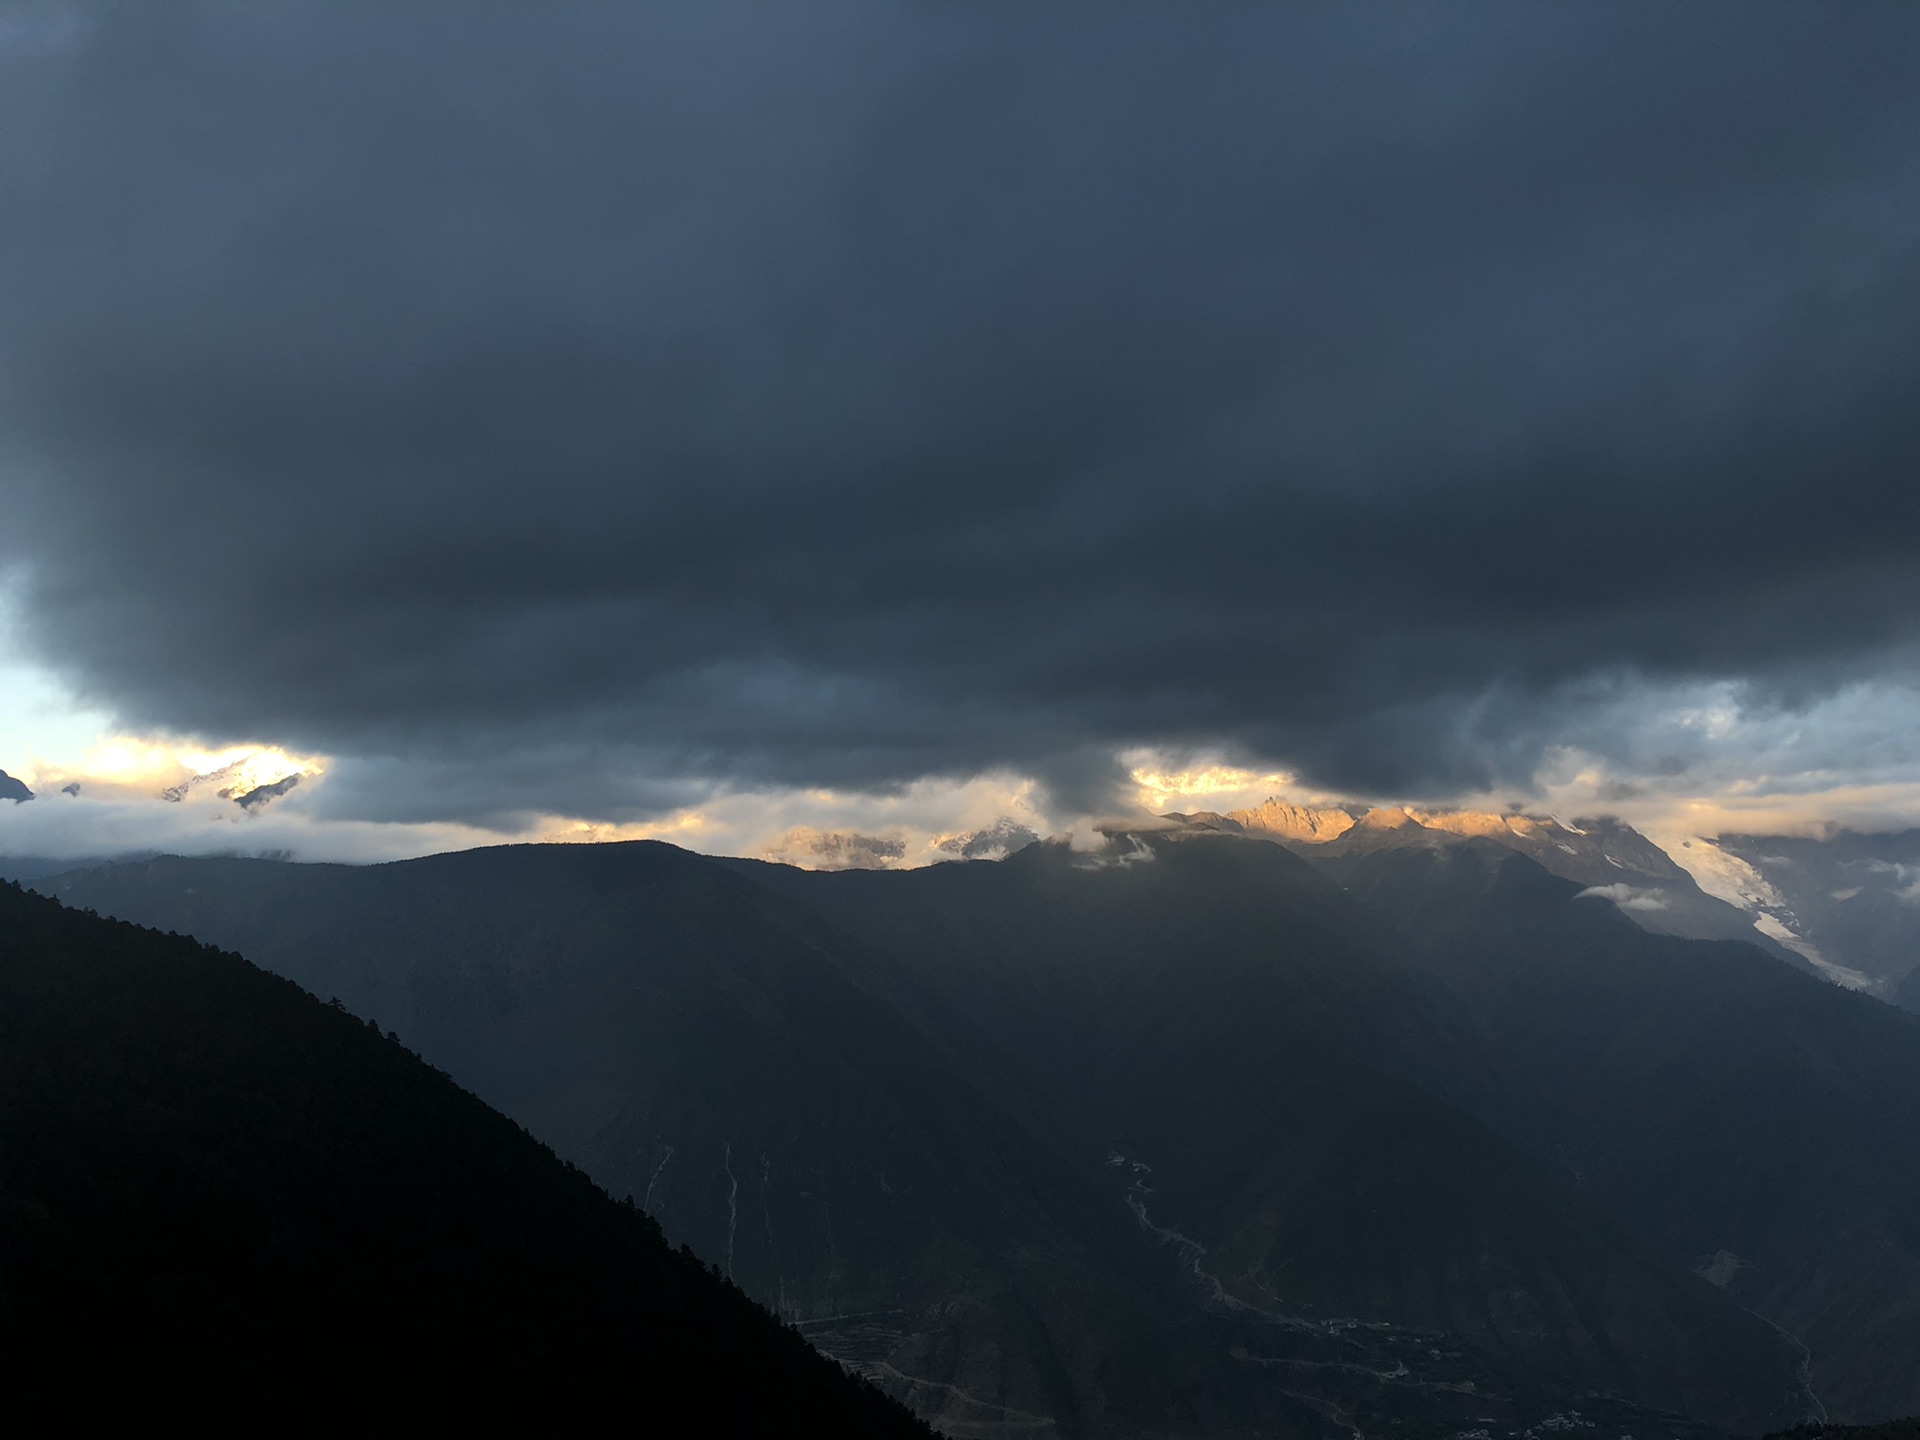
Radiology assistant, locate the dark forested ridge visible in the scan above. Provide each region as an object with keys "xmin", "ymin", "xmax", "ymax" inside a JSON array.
[{"xmin": 0, "ymin": 880, "xmax": 931, "ymax": 1433}]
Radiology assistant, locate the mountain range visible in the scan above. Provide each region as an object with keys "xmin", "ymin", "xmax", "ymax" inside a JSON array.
[
  {"xmin": 1190, "ymin": 801, "xmax": 1920, "ymax": 1004},
  {"xmin": 28, "ymin": 816, "xmax": 1920, "ymax": 1435}
]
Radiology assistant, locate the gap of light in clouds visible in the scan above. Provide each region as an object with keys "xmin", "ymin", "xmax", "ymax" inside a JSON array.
[{"xmin": 12, "ymin": 553, "xmax": 1920, "ymax": 873}]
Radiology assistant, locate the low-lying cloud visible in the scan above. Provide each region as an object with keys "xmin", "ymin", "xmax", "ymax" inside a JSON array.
[
  {"xmin": 761, "ymin": 827, "xmax": 908, "ymax": 872},
  {"xmin": 1575, "ymin": 883, "xmax": 1669, "ymax": 912}
]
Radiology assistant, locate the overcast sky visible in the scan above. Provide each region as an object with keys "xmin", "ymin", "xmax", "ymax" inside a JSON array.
[{"xmin": 4, "ymin": 3, "xmax": 1920, "ymax": 865}]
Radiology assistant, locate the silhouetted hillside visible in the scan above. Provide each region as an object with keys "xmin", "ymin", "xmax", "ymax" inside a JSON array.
[
  {"xmin": 32, "ymin": 843, "xmax": 1187, "ymax": 1437},
  {"xmin": 0, "ymin": 880, "xmax": 932, "ymax": 1433}
]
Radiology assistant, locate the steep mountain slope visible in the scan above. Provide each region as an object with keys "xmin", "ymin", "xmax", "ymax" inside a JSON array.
[
  {"xmin": 728, "ymin": 833, "xmax": 1801, "ymax": 1431},
  {"xmin": 35, "ymin": 842, "xmax": 1182, "ymax": 1437},
  {"xmin": 0, "ymin": 880, "xmax": 929, "ymax": 1432},
  {"xmin": 1315, "ymin": 840, "xmax": 1920, "ymax": 1422}
]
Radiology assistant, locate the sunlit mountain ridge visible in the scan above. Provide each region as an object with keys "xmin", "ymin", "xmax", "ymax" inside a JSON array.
[{"xmin": 1156, "ymin": 799, "xmax": 1920, "ymax": 1002}]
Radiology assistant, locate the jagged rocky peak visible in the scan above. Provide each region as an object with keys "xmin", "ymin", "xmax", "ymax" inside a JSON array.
[
  {"xmin": 1233, "ymin": 801, "xmax": 1613, "ymax": 864},
  {"xmin": 1230, "ymin": 799, "xmax": 1496, "ymax": 844},
  {"xmin": 0, "ymin": 769, "xmax": 33, "ymax": 803},
  {"xmin": 1229, "ymin": 798, "xmax": 1356, "ymax": 842}
]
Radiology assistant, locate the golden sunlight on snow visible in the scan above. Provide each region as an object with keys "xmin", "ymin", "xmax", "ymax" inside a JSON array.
[{"xmin": 21, "ymin": 737, "xmax": 325, "ymax": 805}]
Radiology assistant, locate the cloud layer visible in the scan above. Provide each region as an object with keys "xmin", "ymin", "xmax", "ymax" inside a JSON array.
[{"xmin": 4, "ymin": 5, "xmax": 1920, "ymax": 829}]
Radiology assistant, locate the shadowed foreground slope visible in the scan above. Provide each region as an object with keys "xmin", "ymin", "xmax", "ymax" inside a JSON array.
[
  {"xmin": 30, "ymin": 844, "xmax": 1201, "ymax": 1436},
  {"xmin": 0, "ymin": 880, "xmax": 931, "ymax": 1433}
]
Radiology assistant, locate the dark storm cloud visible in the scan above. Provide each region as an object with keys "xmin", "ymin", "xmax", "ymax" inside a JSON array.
[{"xmin": 3, "ymin": 3, "xmax": 1919, "ymax": 820}]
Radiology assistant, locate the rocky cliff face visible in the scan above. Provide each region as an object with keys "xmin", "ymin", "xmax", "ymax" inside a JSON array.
[{"xmin": 1228, "ymin": 798, "xmax": 1356, "ymax": 843}]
